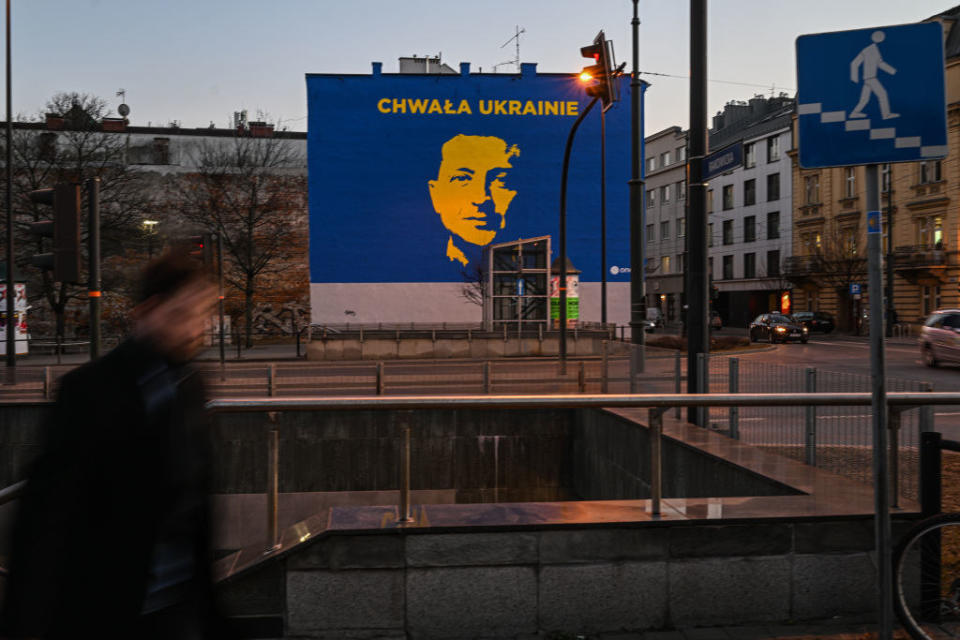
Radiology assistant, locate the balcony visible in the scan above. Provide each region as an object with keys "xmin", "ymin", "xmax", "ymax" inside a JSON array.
[
  {"xmin": 893, "ymin": 244, "xmax": 949, "ymax": 283},
  {"xmin": 783, "ymin": 256, "xmax": 821, "ymax": 284}
]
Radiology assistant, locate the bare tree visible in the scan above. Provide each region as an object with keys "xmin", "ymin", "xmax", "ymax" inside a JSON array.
[
  {"xmin": 2, "ymin": 92, "xmax": 151, "ymax": 341},
  {"xmin": 460, "ymin": 263, "xmax": 486, "ymax": 306},
  {"xmin": 174, "ymin": 128, "xmax": 306, "ymax": 347}
]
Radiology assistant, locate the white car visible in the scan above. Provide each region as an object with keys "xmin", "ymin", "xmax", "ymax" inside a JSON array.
[{"xmin": 921, "ymin": 309, "xmax": 960, "ymax": 367}]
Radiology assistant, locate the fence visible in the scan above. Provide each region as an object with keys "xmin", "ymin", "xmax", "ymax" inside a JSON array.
[{"xmin": 621, "ymin": 345, "xmax": 933, "ymax": 503}]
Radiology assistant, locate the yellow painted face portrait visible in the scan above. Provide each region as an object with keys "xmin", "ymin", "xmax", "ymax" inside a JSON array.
[{"xmin": 429, "ymin": 134, "xmax": 520, "ymax": 248}]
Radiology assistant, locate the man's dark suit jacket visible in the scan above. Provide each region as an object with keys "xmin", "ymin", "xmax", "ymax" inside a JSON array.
[{"xmin": 0, "ymin": 338, "xmax": 226, "ymax": 639}]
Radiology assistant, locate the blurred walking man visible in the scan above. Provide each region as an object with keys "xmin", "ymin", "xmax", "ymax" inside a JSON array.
[{"xmin": 0, "ymin": 250, "xmax": 229, "ymax": 639}]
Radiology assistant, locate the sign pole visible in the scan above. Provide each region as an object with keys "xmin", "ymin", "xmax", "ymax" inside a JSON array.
[{"xmin": 866, "ymin": 163, "xmax": 892, "ymax": 640}]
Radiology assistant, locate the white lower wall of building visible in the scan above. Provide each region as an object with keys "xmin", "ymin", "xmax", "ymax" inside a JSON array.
[{"xmin": 310, "ymin": 282, "xmax": 632, "ymax": 327}]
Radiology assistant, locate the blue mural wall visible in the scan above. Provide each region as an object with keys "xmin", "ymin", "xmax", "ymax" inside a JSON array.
[{"xmin": 306, "ymin": 63, "xmax": 640, "ymax": 284}]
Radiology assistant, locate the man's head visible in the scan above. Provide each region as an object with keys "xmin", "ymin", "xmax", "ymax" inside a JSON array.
[
  {"xmin": 133, "ymin": 250, "xmax": 216, "ymax": 363},
  {"xmin": 428, "ymin": 134, "xmax": 520, "ymax": 247}
]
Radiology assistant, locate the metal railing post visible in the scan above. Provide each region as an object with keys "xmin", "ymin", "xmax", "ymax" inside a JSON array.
[
  {"xmin": 805, "ymin": 367, "xmax": 817, "ymax": 466},
  {"xmin": 265, "ymin": 417, "xmax": 280, "ymax": 553},
  {"xmin": 578, "ymin": 360, "xmax": 586, "ymax": 393},
  {"xmin": 629, "ymin": 345, "xmax": 638, "ymax": 394},
  {"xmin": 482, "ymin": 361, "xmax": 491, "ymax": 394},
  {"xmin": 601, "ymin": 340, "xmax": 609, "ymax": 394},
  {"xmin": 919, "ymin": 430, "xmax": 942, "ymax": 622},
  {"xmin": 268, "ymin": 364, "xmax": 276, "ymax": 397},
  {"xmin": 888, "ymin": 407, "xmax": 901, "ymax": 509},
  {"xmin": 696, "ymin": 353, "xmax": 708, "ymax": 427},
  {"xmin": 649, "ymin": 407, "xmax": 665, "ymax": 516},
  {"xmin": 43, "ymin": 366, "xmax": 51, "ymax": 400},
  {"xmin": 398, "ymin": 412, "xmax": 414, "ymax": 523},
  {"xmin": 674, "ymin": 351, "xmax": 681, "ymax": 419},
  {"xmin": 920, "ymin": 381, "xmax": 934, "ymax": 433},
  {"xmin": 376, "ymin": 361, "xmax": 385, "ymax": 396},
  {"xmin": 728, "ymin": 358, "xmax": 739, "ymax": 439}
]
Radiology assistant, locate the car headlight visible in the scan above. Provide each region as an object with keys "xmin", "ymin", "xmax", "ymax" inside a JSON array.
[
  {"xmin": 775, "ymin": 326, "xmax": 787, "ymax": 332},
  {"xmin": 802, "ymin": 327, "xmax": 808, "ymax": 333}
]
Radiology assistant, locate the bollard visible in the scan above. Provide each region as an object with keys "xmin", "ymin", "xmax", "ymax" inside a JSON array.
[
  {"xmin": 431, "ymin": 329, "xmax": 436, "ymax": 344},
  {"xmin": 482, "ymin": 361, "xmax": 491, "ymax": 394},
  {"xmin": 376, "ymin": 361, "xmax": 385, "ymax": 395},
  {"xmin": 359, "ymin": 326, "xmax": 364, "ymax": 343},
  {"xmin": 398, "ymin": 413, "xmax": 414, "ymax": 523},
  {"xmin": 503, "ymin": 324, "xmax": 507, "ymax": 342},
  {"xmin": 804, "ymin": 368, "xmax": 817, "ymax": 466},
  {"xmin": 43, "ymin": 366, "xmax": 51, "ymax": 400},
  {"xmin": 728, "ymin": 358, "xmax": 739, "ymax": 439},
  {"xmin": 888, "ymin": 407, "xmax": 902, "ymax": 509},
  {"xmin": 919, "ymin": 431, "xmax": 943, "ymax": 622},
  {"xmin": 601, "ymin": 340, "xmax": 609, "ymax": 394},
  {"xmin": 265, "ymin": 422, "xmax": 280, "ymax": 553},
  {"xmin": 268, "ymin": 364, "xmax": 276, "ymax": 397},
  {"xmin": 649, "ymin": 408, "xmax": 665, "ymax": 516},
  {"xmin": 538, "ymin": 323, "xmax": 543, "ymax": 343},
  {"xmin": 629, "ymin": 346, "xmax": 638, "ymax": 394},
  {"xmin": 578, "ymin": 361, "xmax": 586, "ymax": 393},
  {"xmin": 674, "ymin": 351, "xmax": 682, "ymax": 419}
]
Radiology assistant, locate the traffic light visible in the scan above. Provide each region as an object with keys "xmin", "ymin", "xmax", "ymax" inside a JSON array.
[
  {"xmin": 186, "ymin": 233, "xmax": 214, "ymax": 269},
  {"xmin": 27, "ymin": 183, "xmax": 81, "ymax": 283},
  {"xmin": 579, "ymin": 31, "xmax": 620, "ymax": 111}
]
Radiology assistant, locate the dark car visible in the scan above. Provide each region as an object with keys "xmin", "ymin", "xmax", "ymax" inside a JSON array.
[
  {"xmin": 792, "ymin": 311, "xmax": 835, "ymax": 334},
  {"xmin": 749, "ymin": 313, "xmax": 809, "ymax": 344}
]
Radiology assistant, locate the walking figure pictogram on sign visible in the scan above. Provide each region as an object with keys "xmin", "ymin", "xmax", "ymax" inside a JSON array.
[{"xmin": 850, "ymin": 31, "xmax": 899, "ymax": 120}]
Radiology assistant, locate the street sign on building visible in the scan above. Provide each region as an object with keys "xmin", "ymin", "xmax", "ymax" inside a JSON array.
[
  {"xmin": 796, "ymin": 22, "xmax": 947, "ymax": 168},
  {"xmin": 703, "ymin": 142, "xmax": 743, "ymax": 180}
]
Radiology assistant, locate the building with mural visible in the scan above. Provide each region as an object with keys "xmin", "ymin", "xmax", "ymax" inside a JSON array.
[{"xmin": 306, "ymin": 60, "xmax": 639, "ymax": 326}]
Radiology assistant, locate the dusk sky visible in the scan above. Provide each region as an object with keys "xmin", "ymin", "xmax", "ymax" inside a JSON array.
[{"xmin": 4, "ymin": 0, "xmax": 952, "ymax": 134}]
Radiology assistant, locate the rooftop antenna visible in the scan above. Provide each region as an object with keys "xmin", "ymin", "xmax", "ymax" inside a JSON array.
[{"xmin": 493, "ymin": 25, "xmax": 525, "ymax": 73}]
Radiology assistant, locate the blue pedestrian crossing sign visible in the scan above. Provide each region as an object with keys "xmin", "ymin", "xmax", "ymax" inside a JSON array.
[{"xmin": 797, "ymin": 22, "xmax": 947, "ymax": 168}]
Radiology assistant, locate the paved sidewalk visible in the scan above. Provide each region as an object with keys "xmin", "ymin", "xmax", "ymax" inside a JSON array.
[{"xmin": 599, "ymin": 620, "xmax": 910, "ymax": 639}]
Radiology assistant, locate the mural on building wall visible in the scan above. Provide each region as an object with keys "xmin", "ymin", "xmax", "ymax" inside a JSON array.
[{"xmin": 306, "ymin": 67, "xmax": 635, "ymax": 286}]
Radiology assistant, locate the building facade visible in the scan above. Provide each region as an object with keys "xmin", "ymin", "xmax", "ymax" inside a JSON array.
[
  {"xmin": 707, "ymin": 95, "xmax": 795, "ymax": 328},
  {"xmin": 787, "ymin": 7, "xmax": 960, "ymax": 331},
  {"xmin": 643, "ymin": 126, "xmax": 688, "ymax": 324}
]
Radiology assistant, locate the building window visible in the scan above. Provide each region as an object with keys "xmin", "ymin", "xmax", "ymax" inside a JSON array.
[
  {"xmin": 722, "ymin": 184, "xmax": 734, "ymax": 210},
  {"xmin": 722, "ymin": 255, "xmax": 734, "ymax": 280},
  {"xmin": 804, "ymin": 174, "xmax": 820, "ymax": 204},
  {"xmin": 646, "ymin": 157, "xmax": 656, "ymax": 173},
  {"xmin": 661, "ymin": 220, "xmax": 670, "ymax": 240},
  {"xmin": 881, "ymin": 163, "xmax": 891, "ymax": 193},
  {"xmin": 767, "ymin": 249, "xmax": 781, "ymax": 276},
  {"xmin": 677, "ymin": 179, "xmax": 686, "ymax": 200},
  {"xmin": 646, "ymin": 189, "xmax": 656, "ymax": 207},
  {"xmin": 708, "ymin": 222, "xmax": 714, "ymax": 247},
  {"xmin": 660, "ymin": 151, "xmax": 671, "ymax": 167},
  {"xmin": 646, "ymin": 223, "xmax": 654, "ymax": 244},
  {"xmin": 678, "ymin": 253, "xmax": 686, "ymax": 273},
  {"xmin": 661, "ymin": 185, "xmax": 671, "ymax": 204},
  {"xmin": 661, "ymin": 255, "xmax": 671, "ymax": 273},
  {"xmin": 744, "ymin": 253, "xmax": 756, "ymax": 279},
  {"xmin": 845, "ymin": 167, "xmax": 856, "ymax": 198},
  {"xmin": 767, "ymin": 211, "xmax": 780, "ymax": 240},
  {"xmin": 802, "ymin": 231, "xmax": 822, "ymax": 251},
  {"xmin": 922, "ymin": 285, "xmax": 942, "ymax": 316},
  {"xmin": 678, "ymin": 217, "xmax": 686, "ymax": 237},
  {"xmin": 152, "ymin": 137, "xmax": 170, "ymax": 165},
  {"xmin": 707, "ymin": 188, "xmax": 714, "ymax": 213},
  {"xmin": 744, "ymin": 179, "xmax": 756, "ymax": 206},
  {"xmin": 917, "ymin": 216, "xmax": 944, "ymax": 248},
  {"xmin": 722, "ymin": 220, "xmax": 733, "ymax": 245},
  {"xmin": 843, "ymin": 227, "xmax": 858, "ymax": 255},
  {"xmin": 744, "ymin": 142, "xmax": 756, "ymax": 169},
  {"xmin": 677, "ymin": 146, "xmax": 686, "ymax": 162},
  {"xmin": 767, "ymin": 135, "xmax": 780, "ymax": 162},
  {"xmin": 708, "ymin": 256, "xmax": 713, "ymax": 278},
  {"xmin": 767, "ymin": 173, "xmax": 780, "ymax": 201},
  {"xmin": 920, "ymin": 160, "xmax": 942, "ymax": 184},
  {"xmin": 744, "ymin": 216, "xmax": 756, "ymax": 243}
]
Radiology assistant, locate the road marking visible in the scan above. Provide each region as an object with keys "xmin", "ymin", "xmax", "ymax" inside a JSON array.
[{"xmin": 807, "ymin": 340, "xmax": 918, "ymax": 352}]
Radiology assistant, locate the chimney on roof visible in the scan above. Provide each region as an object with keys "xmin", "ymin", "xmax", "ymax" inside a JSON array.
[
  {"xmin": 101, "ymin": 117, "xmax": 127, "ymax": 132},
  {"xmin": 45, "ymin": 113, "xmax": 64, "ymax": 130},
  {"xmin": 248, "ymin": 121, "xmax": 274, "ymax": 138}
]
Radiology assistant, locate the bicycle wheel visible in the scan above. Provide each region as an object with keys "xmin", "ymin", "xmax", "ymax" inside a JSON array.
[{"xmin": 895, "ymin": 513, "xmax": 960, "ymax": 639}]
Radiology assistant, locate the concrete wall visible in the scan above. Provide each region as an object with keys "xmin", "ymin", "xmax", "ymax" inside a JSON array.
[
  {"xmin": 573, "ymin": 409, "xmax": 800, "ymax": 499},
  {"xmin": 219, "ymin": 518, "xmax": 905, "ymax": 638},
  {"xmin": 306, "ymin": 333, "xmax": 629, "ymax": 360}
]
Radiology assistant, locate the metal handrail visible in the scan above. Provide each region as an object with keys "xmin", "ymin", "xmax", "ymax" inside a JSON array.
[{"xmin": 0, "ymin": 479, "xmax": 25, "ymax": 506}]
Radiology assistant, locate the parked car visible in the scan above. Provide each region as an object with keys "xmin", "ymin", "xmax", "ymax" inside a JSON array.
[
  {"xmin": 710, "ymin": 310, "xmax": 723, "ymax": 330},
  {"xmin": 749, "ymin": 313, "xmax": 809, "ymax": 344},
  {"xmin": 920, "ymin": 309, "xmax": 960, "ymax": 367},
  {"xmin": 646, "ymin": 307, "xmax": 664, "ymax": 328},
  {"xmin": 792, "ymin": 311, "xmax": 835, "ymax": 334}
]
